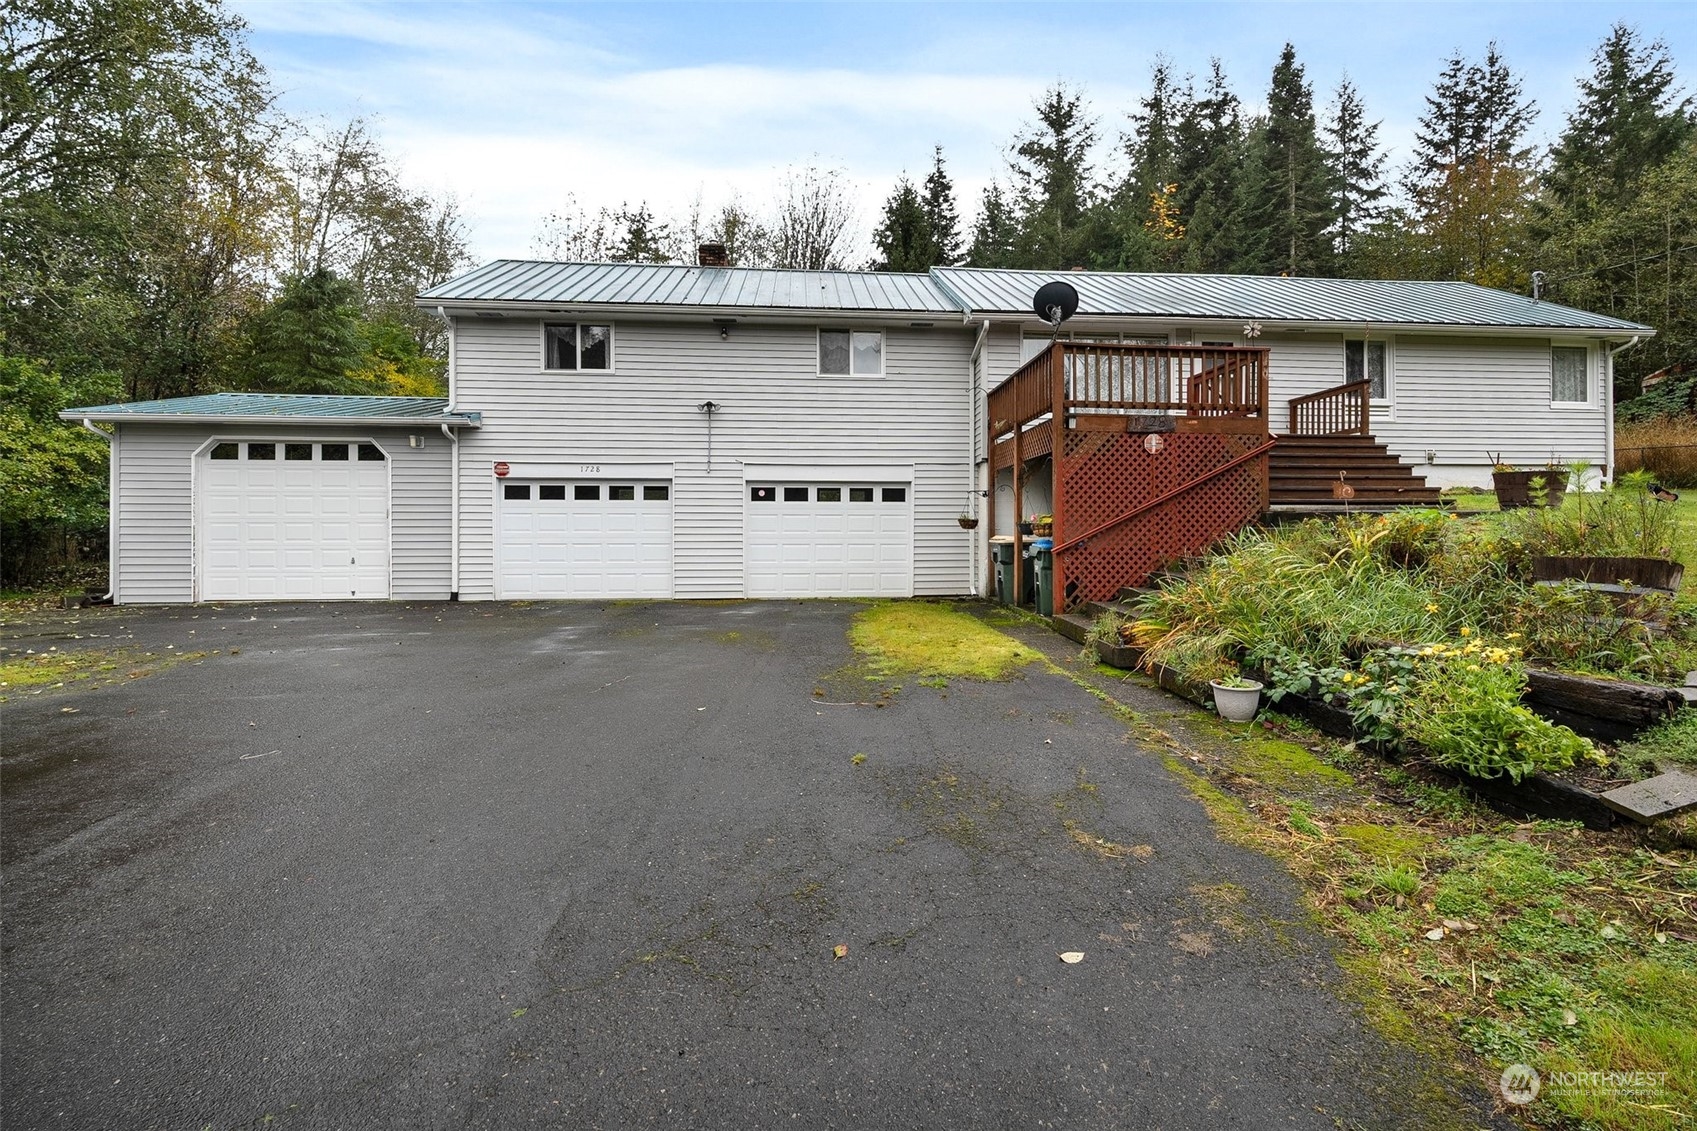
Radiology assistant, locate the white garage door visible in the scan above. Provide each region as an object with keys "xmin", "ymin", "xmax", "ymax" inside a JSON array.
[
  {"xmin": 199, "ymin": 440, "xmax": 390, "ymax": 601},
  {"xmin": 745, "ymin": 482, "xmax": 912, "ymax": 598},
  {"xmin": 497, "ymin": 480, "xmax": 673, "ymax": 599}
]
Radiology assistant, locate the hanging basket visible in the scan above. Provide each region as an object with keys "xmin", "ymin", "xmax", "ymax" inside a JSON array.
[{"xmin": 957, "ymin": 516, "xmax": 980, "ymax": 530}]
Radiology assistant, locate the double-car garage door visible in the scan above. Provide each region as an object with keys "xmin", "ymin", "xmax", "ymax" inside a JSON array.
[{"xmin": 495, "ymin": 474, "xmax": 913, "ymax": 599}]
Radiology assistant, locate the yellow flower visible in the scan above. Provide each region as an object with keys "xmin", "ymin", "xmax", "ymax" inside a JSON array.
[
  {"xmin": 1459, "ymin": 627, "xmax": 1472, "ymax": 637},
  {"xmin": 1505, "ymin": 632, "xmax": 1520, "ymax": 639},
  {"xmin": 1425, "ymin": 603, "xmax": 1440, "ymax": 613}
]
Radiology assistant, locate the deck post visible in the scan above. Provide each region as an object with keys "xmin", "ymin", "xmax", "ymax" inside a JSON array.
[{"xmin": 1049, "ymin": 340, "xmax": 1067, "ymax": 614}]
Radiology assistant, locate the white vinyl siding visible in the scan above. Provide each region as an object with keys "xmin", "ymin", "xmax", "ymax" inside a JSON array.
[
  {"xmin": 452, "ymin": 319, "xmax": 974, "ymax": 600},
  {"xmin": 108, "ymin": 423, "xmax": 452, "ymax": 604}
]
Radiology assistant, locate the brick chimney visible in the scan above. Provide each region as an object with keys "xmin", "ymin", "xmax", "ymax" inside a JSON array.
[{"xmin": 697, "ymin": 241, "xmax": 729, "ymax": 267}]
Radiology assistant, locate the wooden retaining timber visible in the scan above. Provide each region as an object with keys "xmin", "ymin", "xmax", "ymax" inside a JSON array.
[{"xmin": 1524, "ymin": 669, "xmax": 1684, "ymax": 743}]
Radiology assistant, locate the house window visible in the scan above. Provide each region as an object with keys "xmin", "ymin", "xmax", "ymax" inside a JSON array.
[
  {"xmin": 1552, "ymin": 346, "xmax": 1589, "ymax": 403},
  {"xmin": 543, "ymin": 323, "xmax": 613, "ymax": 371},
  {"xmin": 819, "ymin": 329, "xmax": 882, "ymax": 376},
  {"xmin": 1345, "ymin": 339, "xmax": 1389, "ymax": 400}
]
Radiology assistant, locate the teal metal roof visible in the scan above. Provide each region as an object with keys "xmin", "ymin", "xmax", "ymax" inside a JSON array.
[
  {"xmin": 420, "ymin": 260, "xmax": 960, "ymax": 314},
  {"xmin": 60, "ymin": 393, "xmax": 481, "ymax": 425},
  {"xmin": 421, "ymin": 259, "xmax": 1650, "ymax": 333},
  {"xmin": 930, "ymin": 267, "xmax": 1652, "ymax": 332}
]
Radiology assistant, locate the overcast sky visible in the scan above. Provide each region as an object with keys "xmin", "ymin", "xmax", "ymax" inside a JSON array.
[{"xmin": 230, "ymin": 1, "xmax": 1697, "ymax": 265}]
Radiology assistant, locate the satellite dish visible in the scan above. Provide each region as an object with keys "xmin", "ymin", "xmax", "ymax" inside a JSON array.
[{"xmin": 1032, "ymin": 280, "xmax": 1080, "ymax": 328}]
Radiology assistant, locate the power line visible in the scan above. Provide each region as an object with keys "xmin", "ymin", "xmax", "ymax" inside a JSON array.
[{"xmin": 1542, "ymin": 243, "xmax": 1697, "ymax": 286}]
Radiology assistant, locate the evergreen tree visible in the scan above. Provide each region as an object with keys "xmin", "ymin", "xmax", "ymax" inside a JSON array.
[
  {"xmin": 241, "ymin": 269, "xmax": 369, "ymax": 394},
  {"xmin": 1403, "ymin": 43, "xmax": 1539, "ymax": 287},
  {"xmin": 871, "ymin": 176, "xmax": 932, "ymax": 271},
  {"xmin": 920, "ymin": 145, "xmax": 963, "ymax": 266},
  {"xmin": 966, "ymin": 181, "xmax": 1020, "ymax": 267},
  {"xmin": 1008, "ymin": 84, "xmax": 1100, "ymax": 267},
  {"xmin": 1324, "ymin": 76, "xmax": 1388, "ymax": 269},
  {"xmin": 1124, "ymin": 56, "xmax": 1186, "ymax": 216},
  {"xmin": 1546, "ymin": 24, "xmax": 1694, "ymax": 217},
  {"xmin": 607, "ymin": 203, "xmax": 671, "ymax": 262},
  {"xmin": 1235, "ymin": 44, "xmax": 1334, "ymax": 275},
  {"xmin": 1112, "ymin": 56, "xmax": 1189, "ymax": 269},
  {"xmin": 1171, "ymin": 59, "xmax": 1246, "ymax": 273}
]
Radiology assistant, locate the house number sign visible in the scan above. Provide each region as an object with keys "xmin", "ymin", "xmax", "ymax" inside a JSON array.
[
  {"xmin": 493, "ymin": 462, "xmax": 510, "ymax": 477},
  {"xmin": 1143, "ymin": 433, "xmax": 1165, "ymax": 454}
]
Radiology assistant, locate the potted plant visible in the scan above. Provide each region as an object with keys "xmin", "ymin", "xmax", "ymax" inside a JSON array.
[
  {"xmin": 1209, "ymin": 674, "xmax": 1264, "ymax": 722},
  {"xmin": 1031, "ymin": 513, "xmax": 1054, "ymax": 537},
  {"xmin": 1489, "ymin": 454, "xmax": 1568, "ymax": 510},
  {"xmin": 957, "ymin": 513, "xmax": 979, "ymax": 530}
]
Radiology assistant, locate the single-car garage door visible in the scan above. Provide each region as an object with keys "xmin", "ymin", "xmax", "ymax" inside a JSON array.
[
  {"xmin": 497, "ymin": 480, "xmax": 673, "ymax": 599},
  {"xmin": 745, "ymin": 482, "xmax": 912, "ymax": 598},
  {"xmin": 199, "ymin": 440, "xmax": 391, "ymax": 601}
]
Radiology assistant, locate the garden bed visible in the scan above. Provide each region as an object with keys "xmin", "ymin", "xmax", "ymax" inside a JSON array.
[{"xmin": 1064, "ymin": 478, "xmax": 1697, "ymax": 828}]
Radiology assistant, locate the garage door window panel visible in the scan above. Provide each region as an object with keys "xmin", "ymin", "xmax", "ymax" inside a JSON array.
[
  {"xmin": 358, "ymin": 443, "xmax": 385, "ymax": 462},
  {"xmin": 247, "ymin": 443, "xmax": 275, "ymax": 460},
  {"xmin": 210, "ymin": 442, "xmax": 238, "ymax": 460},
  {"xmin": 322, "ymin": 443, "xmax": 348, "ymax": 461}
]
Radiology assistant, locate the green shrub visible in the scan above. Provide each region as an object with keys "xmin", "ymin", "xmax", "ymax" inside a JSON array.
[{"xmin": 1397, "ymin": 644, "xmax": 1597, "ymax": 782}]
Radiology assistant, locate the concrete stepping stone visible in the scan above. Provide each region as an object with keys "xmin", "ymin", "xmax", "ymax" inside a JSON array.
[{"xmin": 1600, "ymin": 770, "xmax": 1697, "ymax": 823}]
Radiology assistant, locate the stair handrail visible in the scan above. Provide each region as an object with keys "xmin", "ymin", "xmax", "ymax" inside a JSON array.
[
  {"xmin": 1287, "ymin": 380, "xmax": 1371, "ymax": 436},
  {"xmin": 1052, "ymin": 438, "xmax": 1277, "ymax": 555}
]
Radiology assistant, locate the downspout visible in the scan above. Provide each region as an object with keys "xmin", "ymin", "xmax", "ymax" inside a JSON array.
[
  {"xmin": 438, "ymin": 305, "xmax": 460, "ymax": 600},
  {"xmin": 80, "ymin": 418, "xmax": 116, "ymax": 604},
  {"xmin": 1606, "ymin": 335, "xmax": 1642, "ymax": 485},
  {"xmin": 967, "ymin": 316, "xmax": 990, "ymax": 597}
]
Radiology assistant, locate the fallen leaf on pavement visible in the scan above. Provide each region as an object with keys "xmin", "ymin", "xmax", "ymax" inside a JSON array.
[
  {"xmin": 1059, "ymin": 951, "xmax": 1084, "ymax": 964},
  {"xmin": 832, "ymin": 944, "xmax": 848, "ymax": 960}
]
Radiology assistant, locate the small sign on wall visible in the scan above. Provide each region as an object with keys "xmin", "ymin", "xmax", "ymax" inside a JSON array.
[
  {"xmin": 494, "ymin": 461, "xmax": 510, "ymax": 478},
  {"xmin": 1143, "ymin": 433, "xmax": 1165, "ymax": 454}
]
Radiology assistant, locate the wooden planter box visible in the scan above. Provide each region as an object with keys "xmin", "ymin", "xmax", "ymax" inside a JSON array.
[
  {"xmin": 1531, "ymin": 555, "xmax": 1685, "ymax": 595},
  {"xmin": 1492, "ymin": 469, "xmax": 1567, "ymax": 509}
]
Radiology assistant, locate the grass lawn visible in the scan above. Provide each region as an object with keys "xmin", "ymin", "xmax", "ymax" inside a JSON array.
[{"xmin": 1447, "ymin": 491, "xmax": 1697, "ymax": 595}]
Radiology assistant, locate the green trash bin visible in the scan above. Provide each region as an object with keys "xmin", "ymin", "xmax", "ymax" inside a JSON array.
[
  {"xmin": 1032, "ymin": 540, "xmax": 1055, "ymax": 616},
  {"xmin": 992, "ymin": 541, "xmax": 1017, "ymax": 605}
]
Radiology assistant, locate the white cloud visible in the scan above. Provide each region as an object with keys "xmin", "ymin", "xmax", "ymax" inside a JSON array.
[{"xmin": 230, "ymin": 0, "xmax": 1697, "ymax": 264}]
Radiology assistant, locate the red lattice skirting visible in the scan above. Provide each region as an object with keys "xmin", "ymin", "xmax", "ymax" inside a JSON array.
[{"xmin": 1055, "ymin": 431, "xmax": 1267, "ymax": 610}]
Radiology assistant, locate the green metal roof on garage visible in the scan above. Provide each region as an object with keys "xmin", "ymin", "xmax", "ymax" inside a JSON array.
[
  {"xmin": 59, "ymin": 393, "xmax": 482, "ymax": 426},
  {"xmin": 929, "ymin": 267, "xmax": 1652, "ymax": 332},
  {"xmin": 419, "ymin": 260, "xmax": 961, "ymax": 314}
]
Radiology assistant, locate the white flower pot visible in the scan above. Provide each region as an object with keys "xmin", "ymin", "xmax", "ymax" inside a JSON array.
[{"xmin": 1209, "ymin": 679, "xmax": 1263, "ymax": 722}]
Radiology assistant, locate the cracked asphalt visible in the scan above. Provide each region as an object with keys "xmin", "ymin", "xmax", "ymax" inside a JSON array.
[{"xmin": 2, "ymin": 600, "xmax": 1505, "ymax": 1129}]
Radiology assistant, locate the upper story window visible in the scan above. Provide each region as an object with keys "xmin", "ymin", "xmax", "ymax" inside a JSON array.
[
  {"xmin": 1551, "ymin": 345, "xmax": 1590, "ymax": 404},
  {"xmin": 819, "ymin": 329, "xmax": 882, "ymax": 376},
  {"xmin": 1344, "ymin": 338, "xmax": 1390, "ymax": 400},
  {"xmin": 543, "ymin": 323, "xmax": 612, "ymax": 371}
]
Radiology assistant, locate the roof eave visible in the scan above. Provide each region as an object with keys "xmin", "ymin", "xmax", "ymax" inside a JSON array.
[
  {"xmin": 59, "ymin": 411, "xmax": 482, "ymax": 428},
  {"xmin": 415, "ymin": 298, "xmax": 957, "ymax": 324},
  {"xmin": 964, "ymin": 311, "xmax": 1655, "ymax": 337}
]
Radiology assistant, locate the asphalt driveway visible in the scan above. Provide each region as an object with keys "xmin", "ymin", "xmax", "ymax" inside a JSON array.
[{"xmin": 2, "ymin": 600, "xmax": 1502, "ymax": 1129}]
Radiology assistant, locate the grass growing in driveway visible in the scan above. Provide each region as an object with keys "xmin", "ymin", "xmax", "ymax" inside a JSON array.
[
  {"xmin": 0, "ymin": 647, "xmax": 212, "ymax": 700},
  {"xmin": 849, "ymin": 600, "xmax": 1041, "ymax": 681}
]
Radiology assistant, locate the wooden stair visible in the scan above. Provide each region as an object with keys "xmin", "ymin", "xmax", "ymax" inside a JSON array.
[{"xmin": 1269, "ymin": 434, "xmax": 1442, "ymax": 508}]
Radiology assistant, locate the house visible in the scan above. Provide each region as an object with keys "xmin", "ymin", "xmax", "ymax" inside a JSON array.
[{"xmin": 62, "ymin": 253, "xmax": 1652, "ymax": 608}]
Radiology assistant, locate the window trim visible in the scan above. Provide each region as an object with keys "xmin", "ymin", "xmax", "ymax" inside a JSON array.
[
  {"xmin": 817, "ymin": 328, "xmax": 885, "ymax": 378},
  {"xmin": 1550, "ymin": 342, "xmax": 1596, "ymax": 409},
  {"xmin": 1343, "ymin": 335, "xmax": 1394, "ymax": 406},
  {"xmin": 540, "ymin": 321, "xmax": 615, "ymax": 373}
]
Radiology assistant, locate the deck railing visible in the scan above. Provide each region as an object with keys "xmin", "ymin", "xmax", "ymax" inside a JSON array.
[
  {"xmin": 987, "ymin": 342, "xmax": 1271, "ymax": 442},
  {"xmin": 1287, "ymin": 380, "xmax": 1371, "ymax": 436}
]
